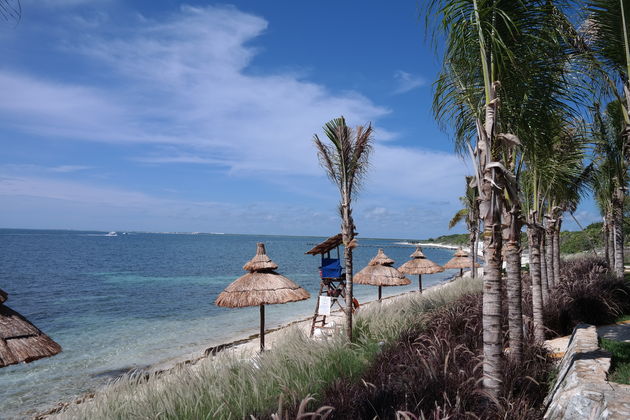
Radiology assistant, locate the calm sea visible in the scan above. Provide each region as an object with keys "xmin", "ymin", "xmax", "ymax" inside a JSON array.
[{"xmin": 0, "ymin": 229, "xmax": 457, "ymax": 419}]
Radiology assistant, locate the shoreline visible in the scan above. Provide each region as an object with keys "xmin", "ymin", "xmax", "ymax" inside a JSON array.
[
  {"xmin": 394, "ymin": 241, "xmax": 467, "ymax": 251},
  {"xmin": 36, "ymin": 280, "xmax": 456, "ymax": 419}
]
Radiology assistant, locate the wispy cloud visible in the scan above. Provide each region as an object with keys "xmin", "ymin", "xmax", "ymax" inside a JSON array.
[
  {"xmin": 0, "ymin": 4, "xmax": 473, "ymax": 237},
  {"xmin": 0, "ymin": 5, "xmax": 389, "ymax": 177},
  {"xmin": 38, "ymin": 0, "xmax": 109, "ymax": 8},
  {"xmin": 50, "ymin": 165, "xmax": 93, "ymax": 173},
  {"xmin": 393, "ymin": 70, "xmax": 427, "ymax": 94},
  {"xmin": 0, "ymin": 174, "xmax": 343, "ymax": 235}
]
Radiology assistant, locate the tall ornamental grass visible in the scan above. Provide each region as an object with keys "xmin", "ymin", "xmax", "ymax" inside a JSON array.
[
  {"xmin": 58, "ymin": 278, "xmax": 482, "ymax": 419},
  {"xmin": 311, "ymin": 292, "xmax": 552, "ymax": 419},
  {"xmin": 543, "ymin": 256, "xmax": 630, "ymax": 337}
]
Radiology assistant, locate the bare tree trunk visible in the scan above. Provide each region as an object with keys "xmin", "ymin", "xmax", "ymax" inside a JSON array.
[
  {"xmin": 474, "ymin": 228, "xmax": 479, "ymax": 278},
  {"xmin": 540, "ymin": 232, "xmax": 549, "ymax": 306},
  {"xmin": 341, "ymin": 191, "xmax": 354, "ymax": 342},
  {"xmin": 527, "ymin": 226, "xmax": 545, "ymax": 342},
  {"xmin": 607, "ymin": 211, "xmax": 615, "ymax": 268},
  {"xmin": 553, "ymin": 217, "xmax": 561, "ymax": 284},
  {"xmin": 482, "ymin": 226, "xmax": 504, "ymax": 395},
  {"xmin": 613, "ymin": 188, "xmax": 625, "ymax": 277},
  {"xmin": 505, "ymin": 217, "xmax": 523, "ymax": 364},
  {"xmin": 545, "ymin": 223, "xmax": 555, "ymax": 288},
  {"xmin": 478, "ymin": 82, "xmax": 504, "ymax": 399},
  {"xmin": 604, "ymin": 217, "xmax": 611, "ymax": 267},
  {"xmin": 470, "ymin": 230, "xmax": 478, "ymax": 278}
]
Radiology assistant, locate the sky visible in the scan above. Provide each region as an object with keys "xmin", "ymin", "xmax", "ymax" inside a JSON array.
[{"xmin": 0, "ymin": 0, "xmax": 600, "ymax": 238}]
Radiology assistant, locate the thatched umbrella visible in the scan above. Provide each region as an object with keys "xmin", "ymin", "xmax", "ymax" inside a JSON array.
[
  {"xmin": 398, "ymin": 246, "xmax": 445, "ymax": 292},
  {"xmin": 354, "ymin": 249, "xmax": 410, "ymax": 300},
  {"xmin": 216, "ymin": 243, "xmax": 310, "ymax": 352},
  {"xmin": 0, "ymin": 288, "xmax": 62, "ymax": 368},
  {"xmin": 443, "ymin": 248, "xmax": 480, "ymax": 277}
]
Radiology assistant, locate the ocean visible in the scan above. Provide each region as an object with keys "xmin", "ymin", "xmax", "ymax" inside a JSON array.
[{"xmin": 0, "ymin": 229, "xmax": 459, "ymax": 419}]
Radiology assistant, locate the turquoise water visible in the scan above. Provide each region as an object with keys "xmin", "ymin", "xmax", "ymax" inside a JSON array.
[{"xmin": 0, "ymin": 230, "xmax": 458, "ymax": 419}]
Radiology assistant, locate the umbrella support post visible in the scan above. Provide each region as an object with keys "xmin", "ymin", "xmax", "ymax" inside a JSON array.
[
  {"xmin": 418, "ymin": 274, "xmax": 422, "ymax": 293},
  {"xmin": 260, "ymin": 304, "xmax": 265, "ymax": 352},
  {"xmin": 459, "ymin": 268, "xmax": 463, "ymax": 278},
  {"xmin": 378, "ymin": 286, "xmax": 382, "ymax": 301}
]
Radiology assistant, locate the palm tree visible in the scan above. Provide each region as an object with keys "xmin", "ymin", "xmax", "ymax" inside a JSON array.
[
  {"xmin": 592, "ymin": 101, "xmax": 628, "ymax": 272},
  {"xmin": 431, "ymin": 0, "xmax": 585, "ymax": 393},
  {"xmin": 313, "ymin": 116, "xmax": 373, "ymax": 341},
  {"xmin": 0, "ymin": 0, "xmax": 20, "ymax": 24},
  {"xmin": 584, "ymin": 0, "xmax": 630, "ymax": 277},
  {"xmin": 521, "ymin": 115, "xmax": 588, "ymax": 339},
  {"xmin": 448, "ymin": 176, "xmax": 480, "ymax": 278},
  {"xmin": 593, "ymin": 166, "xmax": 615, "ymax": 265},
  {"xmin": 429, "ymin": 0, "xmax": 547, "ymax": 397}
]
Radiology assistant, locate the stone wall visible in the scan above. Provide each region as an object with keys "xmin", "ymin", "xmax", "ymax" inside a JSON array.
[{"xmin": 544, "ymin": 324, "xmax": 630, "ymax": 419}]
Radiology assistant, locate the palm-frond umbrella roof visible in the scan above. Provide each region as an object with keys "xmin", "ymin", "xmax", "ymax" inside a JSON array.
[
  {"xmin": 216, "ymin": 243, "xmax": 310, "ymax": 308},
  {"xmin": 216, "ymin": 243, "xmax": 310, "ymax": 352},
  {"xmin": 0, "ymin": 288, "xmax": 62, "ymax": 368},
  {"xmin": 354, "ymin": 249, "xmax": 410, "ymax": 287},
  {"xmin": 398, "ymin": 246, "xmax": 445, "ymax": 275},
  {"xmin": 443, "ymin": 248, "xmax": 480, "ymax": 269}
]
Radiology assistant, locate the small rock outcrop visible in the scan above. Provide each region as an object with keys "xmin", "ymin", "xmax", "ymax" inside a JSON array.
[{"xmin": 544, "ymin": 324, "xmax": 630, "ymax": 419}]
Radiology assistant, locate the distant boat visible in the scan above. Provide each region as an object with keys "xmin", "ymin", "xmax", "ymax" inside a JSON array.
[{"xmin": 105, "ymin": 232, "xmax": 118, "ymax": 237}]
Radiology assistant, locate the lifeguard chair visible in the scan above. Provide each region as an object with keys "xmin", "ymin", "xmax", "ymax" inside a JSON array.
[{"xmin": 305, "ymin": 234, "xmax": 347, "ymax": 337}]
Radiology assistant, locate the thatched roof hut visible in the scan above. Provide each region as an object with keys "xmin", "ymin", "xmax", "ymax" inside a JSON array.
[
  {"xmin": 355, "ymin": 249, "xmax": 409, "ymax": 300},
  {"xmin": 0, "ymin": 288, "xmax": 62, "ymax": 368},
  {"xmin": 216, "ymin": 243, "xmax": 310, "ymax": 351},
  {"xmin": 398, "ymin": 246, "xmax": 444, "ymax": 292},
  {"xmin": 443, "ymin": 248, "xmax": 480, "ymax": 277}
]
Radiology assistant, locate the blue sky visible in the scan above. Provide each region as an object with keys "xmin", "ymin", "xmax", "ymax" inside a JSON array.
[{"xmin": 0, "ymin": 0, "xmax": 599, "ymax": 238}]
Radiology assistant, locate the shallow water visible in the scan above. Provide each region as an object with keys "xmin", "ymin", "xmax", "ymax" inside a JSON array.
[{"xmin": 0, "ymin": 230, "xmax": 458, "ymax": 418}]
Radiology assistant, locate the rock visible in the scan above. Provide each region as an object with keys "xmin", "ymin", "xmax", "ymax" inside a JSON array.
[{"xmin": 544, "ymin": 324, "xmax": 630, "ymax": 419}]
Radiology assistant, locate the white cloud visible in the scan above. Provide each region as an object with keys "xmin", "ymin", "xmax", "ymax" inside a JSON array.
[
  {"xmin": 36, "ymin": 0, "xmax": 108, "ymax": 7},
  {"xmin": 0, "ymin": 4, "xmax": 471, "ymax": 237},
  {"xmin": 50, "ymin": 165, "xmax": 92, "ymax": 173},
  {"xmin": 393, "ymin": 70, "xmax": 427, "ymax": 94},
  {"xmin": 366, "ymin": 145, "xmax": 470, "ymax": 201},
  {"xmin": 0, "ymin": 5, "xmax": 389, "ymax": 177},
  {"xmin": 0, "ymin": 174, "xmax": 343, "ymax": 235}
]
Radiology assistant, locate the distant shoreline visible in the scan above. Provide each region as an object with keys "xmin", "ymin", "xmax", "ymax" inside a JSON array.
[{"xmin": 394, "ymin": 241, "xmax": 464, "ymax": 251}]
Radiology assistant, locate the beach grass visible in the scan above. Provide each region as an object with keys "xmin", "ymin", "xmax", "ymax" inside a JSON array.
[
  {"xmin": 600, "ymin": 338, "xmax": 630, "ymax": 385},
  {"xmin": 56, "ymin": 277, "xmax": 482, "ymax": 419},
  {"xmin": 615, "ymin": 314, "xmax": 630, "ymax": 323}
]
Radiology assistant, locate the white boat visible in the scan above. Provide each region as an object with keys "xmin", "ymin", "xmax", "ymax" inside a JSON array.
[{"xmin": 105, "ymin": 231, "xmax": 118, "ymax": 237}]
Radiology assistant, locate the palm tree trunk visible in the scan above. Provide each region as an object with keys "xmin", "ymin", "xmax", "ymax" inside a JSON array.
[
  {"xmin": 482, "ymin": 225, "xmax": 504, "ymax": 395},
  {"xmin": 341, "ymin": 192, "xmax": 354, "ymax": 342},
  {"xmin": 527, "ymin": 226, "xmax": 545, "ymax": 342},
  {"xmin": 540, "ymin": 233, "xmax": 549, "ymax": 305},
  {"xmin": 545, "ymin": 224, "xmax": 555, "ymax": 288},
  {"xmin": 609, "ymin": 220, "xmax": 616, "ymax": 269},
  {"xmin": 473, "ymin": 230, "xmax": 479, "ymax": 278},
  {"xmin": 604, "ymin": 217, "xmax": 611, "ymax": 267},
  {"xmin": 470, "ymin": 231, "xmax": 477, "ymax": 278},
  {"xmin": 553, "ymin": 218, "xmax": 561, "ymax": 283},
  {"xmin": 505, "ymin": 220, "xmax": 524, "ymax": 364},
  {"xmin": 613, "ymin": 188, "xmax": 625, "ymax": 277},
  {"xmin": 607, "ymin": 211, "xmax": 615, "ymax": 268}
]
